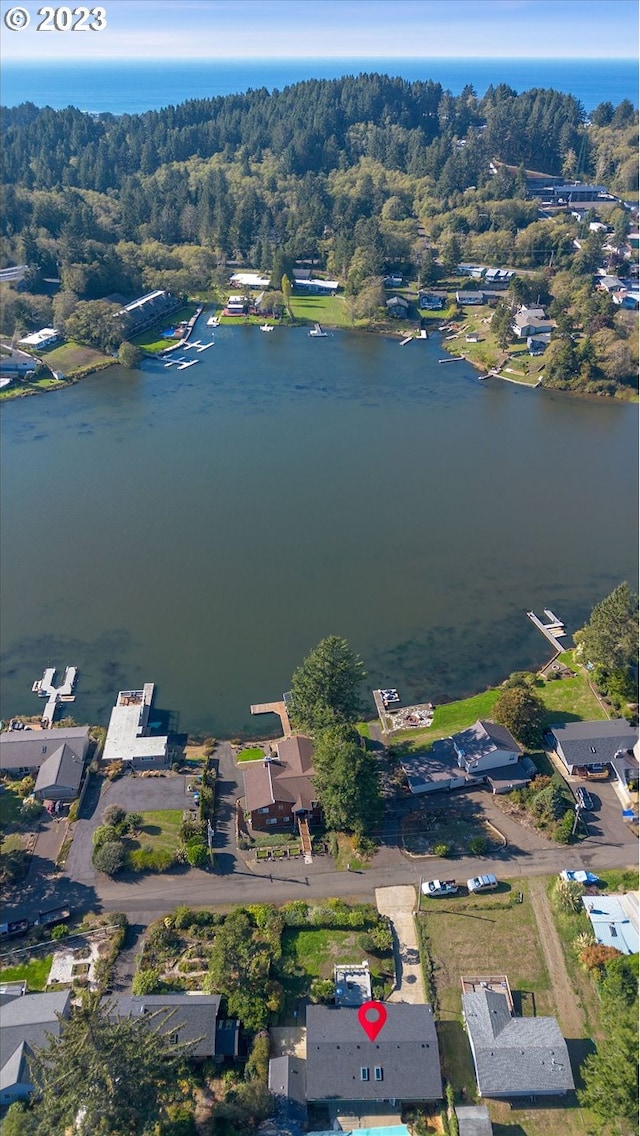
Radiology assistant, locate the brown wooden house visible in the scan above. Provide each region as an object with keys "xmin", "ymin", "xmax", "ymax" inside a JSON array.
[{"xmin": 242, "ymin": 735, "xmax": 322, "ymax": 833}]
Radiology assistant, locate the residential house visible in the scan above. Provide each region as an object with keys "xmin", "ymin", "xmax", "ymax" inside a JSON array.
[
  {"xmin": 294, "ymin": 277, "xmax": 339, "ymax": 294},
  {"xmin": 386, "ymin": 295, "xmax": 409, "ymax": 318},
  {"xmin": 458, "ymin": 265, "xmax": 486, "ymax": 280},
  {"xmin": 549, "ymin": 719, "xmax": 638, "ymax": 775},
  {"xmin": 452, "ymin": 720, "xmax": 522, "ymax": 775},
  {"xmin": 418, "ymin": 292, "xmax": 444, "ymax": 310},
  {"xmin": 0, "ymin": 265, "xmax": 28, "ymax": 285},
  {"xmin": 17, "ymin": 327, "xmax": 61, "ymax": 351},
  {"xmin": 383, "ymin": 274, "xmax": 403, "ymax": 287},
  {"xmin": 512, "ymin": 307, "xmax": 553, "ymax": 338},
  {"xmin": 548, "ymin": 184, "xmax": 607, "ymax": 204},
  {"xmin": 225, "ymin": 294, "xmax": 248, "ymax": 315},
  {"xmin": 305, "ymin": 1003, "xmax": 442, "ymax": 1109},
  {"xmin": 462, "ymin": 988, "xmax": 574, "ymax": 1098},
  {"xmin": 0, "ymin": 990, "xmax": 71, "ymax": 1105},
  {"xmin": 229, "ymin": 272, "xmax": 270, "ymax": 289},
  {"xmin": 527, "ymin": 333, "xmax": 551, "ymax": 355},
  {"xmin": 0, "ymin": 347, "xmax": 38, "ymax": 377},
  {"xmin": 242, "ymin": 734, "xmax": 321, "ymax": 832},
  {"xmin": 101, "ymin": 684, "xmax": 169, "ymax": 770},
  {"xmin": 106, "ymin": 993, "xmax": 239, "ymax": 1058},
  {"xmin": 581, "ymin": 892, "xmax": 639, "ymax": 956},
  {"xmin": 484, "ymin": 268, "xmax": 514, "ymax": 288},
  {"xmin": 0, "ymin": 726, "xmax": 90, "ymax": 784},
  {"xmin": 269, "ymin": 1055, "xmax": 307, "ymax": 1129},
  {"xmin": 455, "ymin": 291, "xmax": 484, "ymax": 305},
  {"xmin": 597, "ymin": 274, "xmax": 625, "ymax": 294},
  {"xmin": 400, "ymin": 738, "xmax": 469, "ymax": 795}
]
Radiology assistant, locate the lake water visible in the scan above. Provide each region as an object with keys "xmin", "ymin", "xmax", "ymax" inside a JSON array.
[{"xmin": 1, "ymin": 320, "xmax": 637, "ymax": 736}]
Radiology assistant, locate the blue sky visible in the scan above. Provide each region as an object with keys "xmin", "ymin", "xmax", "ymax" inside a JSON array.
[{"xmin": 1, "ymin": 0, "xmax": 638, "ymax": 61}]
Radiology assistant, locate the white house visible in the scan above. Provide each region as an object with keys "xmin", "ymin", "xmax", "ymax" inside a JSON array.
[
  {"xmin": 512, "ymin": 307, "xmax": 553, "ymax": 338},
  {"xmin": 452, "ymin": 720, "xmax": 522, "ymax": 774},
  {"xmin": 18, "ymin": 327, "xmax": 61, "ymax": 350},
  {"xmin": 102, "ymin": 684, "xmax": 169, "ymax": 770}
]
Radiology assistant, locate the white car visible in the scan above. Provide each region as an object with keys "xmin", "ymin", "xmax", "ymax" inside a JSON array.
[{"xmin": 467, "ymin": 874, "xmax": 498, "ymax": 893}]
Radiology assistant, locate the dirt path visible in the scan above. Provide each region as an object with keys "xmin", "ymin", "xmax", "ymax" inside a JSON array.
[{"xmin": 528, "ymin": 877, "xmax": 585, "ymax": 1038}]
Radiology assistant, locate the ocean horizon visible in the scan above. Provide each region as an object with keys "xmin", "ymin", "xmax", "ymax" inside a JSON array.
[{"xmin": 2, "ymin": 56, "xmax": 637, "ymax": 115}]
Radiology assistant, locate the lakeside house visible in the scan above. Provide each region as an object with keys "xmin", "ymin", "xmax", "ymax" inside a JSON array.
[
  {"xmin": 225, "ymin": 294, "xmax": 248, "ymax": 315},
  {"xmin": 17, "ymin": 327, "xmax": 61, "ymax": 350},
  {"xmin": 418, "ymin": 292, "xmax": 445, "ymax": 310},
  {"xmin": 463, "ymin": 986, "xmax": 574, "ymax": 1098},
  {"xmin": 242, "ymin": 735, "xmax": 321, "ymax": 833},
  {"xmin": 101, "ymin": 684, "xmax": 169, "ymax": 770},
  {"xmin": 512, "ymin": 306, "xmax": 553, "ymax": 338},
  {"xmin": 115, "ymin": 290, "xmax": 181, "ymax": 337},
  {"xmin": 400, "ymin": 721, "xmax": 531, "ymax": 796},
  {"xmin": 386, "ymin": 295, "xmax": 409, "ymax": 318},
  {"xmin": 0, "ymin": 727, "xmax": 90, "ymax": 802},
  {"xmin": 453, "ymin": 720, "xmax": 522, "ymax": 774},
  {"xmin": 548, "ymin": 719, "xmax": 638, "ymax": 776},
  {"xmin": 455, "ymin": 291, "xmax": 484, "ymax": 305}
]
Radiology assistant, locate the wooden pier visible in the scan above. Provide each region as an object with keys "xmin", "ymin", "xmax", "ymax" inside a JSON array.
[
  {"xmin": 32, "ymin": 665, "xmax": 77, "ymax": 725},
  {"xmin": 250, "ymin": 700, "xmax": 292, "ymax": 737},
  {"xmin": 526, "ymin": 609, "xmax": 566, "ymax": 664}
]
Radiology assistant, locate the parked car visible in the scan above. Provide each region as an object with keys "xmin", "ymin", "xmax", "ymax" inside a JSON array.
[
  {"xmin": 560, "ymin": 869, "xmax": 600, "ymax": 884},
  {"xmin": 576, "ymin": 786, "xmax": 594, "ymax": 810},
  {"xmin": 467, "ymin": 874, "xmax": 498, "ymax": 893},
  {"xmin": 193, "ymin": 791, "xmax": 200, "ymax": 805},
  {"xmin": 421, "ymin": 879, "xmax": 459, "ymax": 897},
  {"xmin": 0, "ymin": 918, "xmax": 30, "ymax": 940}
]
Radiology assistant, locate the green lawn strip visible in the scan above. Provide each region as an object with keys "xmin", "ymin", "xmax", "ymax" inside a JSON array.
[
  {"xmin": 333, "ymin": 832, "xmax": 369, "ymax": 871},
  {"xmin": 288, "ymin": 293, "xmax": 350, "ymax": 327},
  {"xmin": 392, "ymin": 689, "xmax": 500, "ymax": 748},
  {"xmin": 0, "ymin": 956, "xmax": 53, "ymax": 991},
  {"xmin": 235, "ymin": 746, "xmax": 266, "ymax": 762},
  {"xmin": 544, "ymin": 877, "xmax": 606, "ymax": 1039},
  {"xmin": 598, "ymin": 867, "xmax": 639, "ymax": 892},
  {"xmin": 132, "ymin": 305, "xmax": 197, "ymax": 353},
  {"xmin": 132, "ymin": 809, "xmax": 183, "ymax": 850}
]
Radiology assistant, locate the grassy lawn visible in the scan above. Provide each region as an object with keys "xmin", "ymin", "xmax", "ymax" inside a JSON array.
[
  {"xmin": 392, "ymin": 689, "xmax": 500, "ymax": 748},
  {"xmin": 288, "ymin": 292, "xmax": 350, "ymax": 327},
  {"xmin": 333, "ymin": 832, "xmax": 370, "ymax": 871},
  {"xmin": 0, "ymin": 785, "xmax": 26, "ymax": 832},
  {"xmin": 534, "ymin": 656, "xmax": 607, "ymax": 723},
  {"xmin": 0, "ymin": 955, "xmax": 53, "ymax": 991},
  {"xmin": 42, "ymin": 340, "xmax": 111, "ymax": 374},
  {"xmin": 279, "ymin": 926, "xmax": 394, "ymax": 1017},
  {"xmin": 131, "ymin": 810, "xmax": 183, "ymax": 851},
  {"xmin": 235, "ymin": 746, "xmax": 266, "ymax": 762}
]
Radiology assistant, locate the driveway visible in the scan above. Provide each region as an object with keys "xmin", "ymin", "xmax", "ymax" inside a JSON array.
[
  {"xmin": 66, "ymin": 772, "xmax": 195, "ymax": 884},
  {"xmin": 375, "ymin": 885, "xmax": 425, "ymax": 1004}
]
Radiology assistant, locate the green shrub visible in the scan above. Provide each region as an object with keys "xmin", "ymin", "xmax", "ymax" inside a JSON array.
[
  {"xmin": 92, "ymin": 840, "xmax": 126, "ymax": 875},
  {"xmin": 281, "ymin": 900, "xmax": 309, "ymax": 926},
  {"xmin": 244, "ymin": 1032, "xmax": 270, "ymax": 1082},
  {"xmin": 93, "ymin": 823, "xmax": 120, "ymax": 849},
  {"xmin": 185, "ymin": 838, "xmax": 208, "ymax": 867},
  {"xmin": 468, "ymin": 835, "xmax": 488, "ymax": 855},
  {"xmin": 122, "ymin": 812, "xmax": 143, "ymax": 834},
  {"xmin": 51, "ymin": 923, "xmax": 68, "ymax": 941},
  {"xmin": 433, "ymin": 842, "xmax": 451, "ymax": 857},
  {"xmin": 131, "ymin": 968, "xmax": 163, "ymax": 995},
  {"xmin": 102, "ymin": 804, "xmax": 127, "ymax": 827},
  {"xmin": 555, "ymin": 809, "xmax": 576, "ymax": 844},
  {"xmin": 310, "ymin": 978, "xmax": 335, "ymax": 1003},
  {"xmin": 172, "ymin": 905, "xmax": 196, "ymax": 930},
  {"xmin": 554, "ymin": 876, "xmax": 584, "ymax": 912},
  {"xmin": 368, "ymin": 921, "xmax": 394, "ymax": 954},
  {"xmin": 180, "ymin": 817, "xmax": 205, "ymax": 841},
  {"xmin": 21, "ymin": 798, "xmax": 43, "ymax": 820},
  {"xmin": 127, "ymin": 847, "xmax": 176, "ymax": 873},
  {"xmin": 67, "ymin": 799, "xmax": 80, "ymax": 822}
]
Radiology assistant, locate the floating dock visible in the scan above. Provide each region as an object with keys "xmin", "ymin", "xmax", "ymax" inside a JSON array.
[
  {"xmin": 32, "ymin": 666, "xmax": 77, "ymax": 725},
  {"xmin": 526, "ymin": 609, "xmax": 566, "ymax": 664}
]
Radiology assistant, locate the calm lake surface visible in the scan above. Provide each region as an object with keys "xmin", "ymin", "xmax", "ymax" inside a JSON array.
[{"xmin": 1, "ymin": 320, "xmax": 637, "ymax": 736}]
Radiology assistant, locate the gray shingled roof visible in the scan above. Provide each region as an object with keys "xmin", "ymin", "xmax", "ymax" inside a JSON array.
[
  {"xmin": 34, "ymin": 743, "xmax": 84, "ymax": 797},
  {"xmin": 0, "ymin": 727, "xmax": 89, "ymax": 771},
  {"xmin": 551, "ymin": 719, "xmax": 638, "ymax": 768},
  {"xmin": 305, "ymin": 1004, "xmax": 442, "ymax": 1102},
  {"xmin": 463, "ymin": 990, "xmax": 574, "ymax": 1096},
  {"xmin": 453, "ymin": 721, "xmax": 521, "ymax": 762},
  {"xmin": 1, "ymin": 991, "xmax": 71, "ymax": 1092},
  {"xmin": 107, "ymin": 994, "xmax": 225, "ymax": 1058}
]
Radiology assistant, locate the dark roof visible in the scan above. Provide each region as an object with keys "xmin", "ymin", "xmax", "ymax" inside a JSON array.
[
  {"xmin": 34, "ymin": 743, "xmax": 84, "ymax": 797},
  {"xmin": 454, "ymin": 721, "xmax": 521, "ymax": 762},
  {"xmin": 107, "ymin": 994, "xmax": 235, "ymax": 1058},
  {"xmin": 485, "ymin": 761, "xmax": 534, "ymax": 792},
  {"xmin": 243, "ymin": 735, "xmax": 316, "ymax": 813},
  {"xmin": 0, "ymin": 727, "xmax": 89, "ymax": 771},
  {"xmin": 269, "ymin": 1054, "xmax": 307, "ymax": 1106},
  {"xmin": 551, "ymin": 719, "xmax": 638, "ymax": 768},
  {"xmin": 305, "ymin": 1004, "xmax": 442, "ymax": 1102},
  {"xmin": 1, "ymin": 991, "xmax": 71, "ymax": 1092},
  {"xmin": 455, "ymin": 1104, "xmax": 494, "ymax": 1136},
  {"xmin": 463, "ymin": 990, "xmax": 574, "ymax": 1096}
]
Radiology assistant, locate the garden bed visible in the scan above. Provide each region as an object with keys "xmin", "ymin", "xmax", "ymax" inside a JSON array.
[{"xmin": 401, "ymin": 799, "xmax": 500, "ymax": 857}]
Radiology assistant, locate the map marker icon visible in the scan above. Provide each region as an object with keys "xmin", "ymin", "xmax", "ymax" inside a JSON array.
[{"xmin": 358, "ymin": 1000, "xmax": 387, "ymax": 1042}]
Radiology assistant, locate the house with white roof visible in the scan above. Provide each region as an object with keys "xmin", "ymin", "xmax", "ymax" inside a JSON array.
[
  {"xmin": 581, "ymin": 892, "xmax": 639, "ymax": 955},
  {"xmin": 101, "ymin": 684, "xmax": 169, "ymax": 770}
]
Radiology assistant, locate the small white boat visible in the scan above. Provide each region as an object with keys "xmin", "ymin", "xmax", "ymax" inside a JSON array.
[
  {"xmin": 207, "ymin": 315, "xmax": 220, "ymax": 327},
  {"xmin": 309, "ymin": 322, "xmax": 328, "ymax": 337},
  {"xmin": 177, "ymin": 359, "xmax": 199, "ymax": 370},
  {"xmin": 260, "ymin": 323, "xmax": 274, "ymax": 332}
]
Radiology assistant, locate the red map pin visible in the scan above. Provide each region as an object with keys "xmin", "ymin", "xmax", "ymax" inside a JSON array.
[{"xmin": 358, "ymin": 1000, "xmax": 387, "ymax": 1042}]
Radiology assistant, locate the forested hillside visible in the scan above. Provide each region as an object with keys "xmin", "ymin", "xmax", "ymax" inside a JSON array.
[{"xmin": 1, "ymin": 75, "xmax": 638, "ymax": 394}]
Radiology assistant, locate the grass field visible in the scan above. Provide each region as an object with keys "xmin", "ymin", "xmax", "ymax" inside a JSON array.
[
  {"xmin": 279, "ymin": 926, "xmax": 393, "ymax": 1017},
  {"xmin": 536, "ymin": 672, "xmax": 607, "ymax": 722},
  {"xmin": 0, "ymin": 785, "xmax": 25, "ymax": 833},
  {"xmin": 0, "ymin": 955, "xmax": 53, "ymax": 991},
  {"xmin": 43, "ymin": 340, "xmax": 111, "ymax": 374},
  {"xmin": 132, "ymin": 810, "xmax": 183, "ymax": 851},
  {"xmin": 392, "ymin": 689, "xmax": 500, "ymax": 748},
  {"xmin": 288, "ymin": 292, "xmax": 350, "ymax": 327}
]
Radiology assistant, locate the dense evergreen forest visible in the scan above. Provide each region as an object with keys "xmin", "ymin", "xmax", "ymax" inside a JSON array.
[{"xmin": 1, "ymin": 74, "xmax": 638, "ymax": 393}]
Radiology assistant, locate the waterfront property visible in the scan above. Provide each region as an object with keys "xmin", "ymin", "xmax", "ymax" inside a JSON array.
[
  {"xmin": 386, "ymin": 295, "xmax": 409, "ymax": 318},
  {"xmin": 32, "ymin": 665, "xmax": 77, "ymax": 726},
  {"xmin": 101, "ymin": 684, "xmax": 169, "ymax": 770},
  {"xmin": 17, "ymin": 327, "xmax": 61, "ymax": 351},
  {"xmin": 549, "ymin": 719, "xmax": 638, "ymax": 775},
  {"xmin": 0, "ymin": 727, "xmax": 90, "ymax": 796},
  {"xmin": 241, "ymin": 734, "xmax": 321, "ymax": 834},
  {"xmin": 116, "ymin": 290, "xmax": 181, "ymax": 337},
  {"xmin": 452, "ymin": 720, "xmax": 522, "ymax": 775},
  {"xmin": 462, "ymin": 985, "xmax": 574, "ymax": 1098},
  {"xmin": 512, "ymin": 307, "xmax": 554, "ymax": 338}
]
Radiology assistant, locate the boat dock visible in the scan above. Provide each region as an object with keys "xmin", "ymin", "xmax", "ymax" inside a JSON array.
[
  {"xmin": 250, "ymin": 700, "xmax": 292, "ymax": 737},
  {"xmin": 32, "ymin": 666, "xmax": 78, "ymax": 725},
  {"xmin": 526, "ymin": 609, "xmax": 567, "ymax": 662},
  {"xmin": 399, "ymin": 334, "xmax": 414, "ymax": 346}
]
